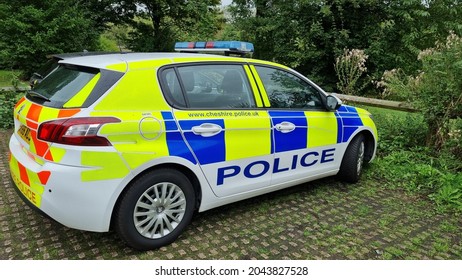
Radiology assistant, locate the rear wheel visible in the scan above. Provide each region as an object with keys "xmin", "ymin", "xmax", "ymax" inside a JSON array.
[
  {"xmin": 114, "ymin": 168, "xmax": 195, "ymax": 250},
  {"xmin": 338, "ymin": 134, "xmax": 365, "ymax": 183}
]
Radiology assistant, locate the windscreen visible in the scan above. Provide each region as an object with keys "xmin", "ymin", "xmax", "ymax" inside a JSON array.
[{"xmin": 28, "ymin": 64, "xmax": 99, "ymax": 107}]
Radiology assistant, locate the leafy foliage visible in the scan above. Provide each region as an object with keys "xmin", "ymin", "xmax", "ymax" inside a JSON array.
[
  {"xmin": 0, "ymin": 90, "xmax": 22, "ymax": 129},
  {"xmin": 228, "ymin": 0, "xmax": 462, "ymax": 91},
  {"xmin": 380, "ymin": 32, "xmax": 462, "ymax": 151},
  {"xmin": 371, "ymin": 149, "xmax": 462, "ymax": 213},
  {"xmin": 368, "ymin": 107, "xmax": 462, "ymax": 213},
  {"xmin": 115, "ymin": 0, "xmax": 223, "ymax": 52},
  {"xmin": 0, "ymin": 0, "xmax": 109, "ymax": 76},
  {"xmin": 367, "ymin": 108, "xmax": 427, "ymax": 156}
]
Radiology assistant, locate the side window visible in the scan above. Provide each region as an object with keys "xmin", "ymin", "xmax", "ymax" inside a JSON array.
[
  {"xmin": 163, "ymin": 68, "xmax": 187, "ymax": 107},
  {"xmin": 254, "ymin": 66, "xmax": 323, "ymax": 109},
  {"xmin": 162, "ymin": 64, "xmax": 256, "ymax": 109}
]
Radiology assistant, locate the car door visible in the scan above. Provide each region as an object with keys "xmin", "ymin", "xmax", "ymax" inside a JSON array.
[
  {"xmin": 159, "ymin": 63, "xmax": 273, "ymax": 197},
  {"xmin": 250, "ymin": 65, "xmax": 341, "ymax": 186}
]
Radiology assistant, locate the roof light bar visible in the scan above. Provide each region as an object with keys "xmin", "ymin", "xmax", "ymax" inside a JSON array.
[{"xmin": 175, "ymin": 41, "xmax": 254, "ymax": 56}]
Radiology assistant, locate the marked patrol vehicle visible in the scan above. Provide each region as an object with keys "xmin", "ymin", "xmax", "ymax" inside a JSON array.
[{"xmin": 9, "ymin": 41, "xmax": 377, "ymax": 250}]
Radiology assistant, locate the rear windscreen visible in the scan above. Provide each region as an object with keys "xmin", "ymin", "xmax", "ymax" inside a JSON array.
[{"xmin": 28, "ymin": 64, "xmax": 99, "ymax": 107}]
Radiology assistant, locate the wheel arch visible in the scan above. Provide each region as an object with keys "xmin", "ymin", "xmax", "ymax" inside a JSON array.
[
  {"xmin": 109, "ymin": 162, "xmax": 202, "ymax": 230},
  {"xmin": 359, "ymin": 129, "xmax": 376, "ymax": 162},
  {"xmin": 344, "ymin": 128, "xmax": 376, "ymax": 163}
]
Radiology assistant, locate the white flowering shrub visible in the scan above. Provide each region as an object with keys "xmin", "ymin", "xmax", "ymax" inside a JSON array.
[{"xmin": 334, "ymin": 49, "xmax": 369, "ymax": 95}]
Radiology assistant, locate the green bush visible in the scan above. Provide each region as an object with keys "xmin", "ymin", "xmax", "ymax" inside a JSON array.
[
  {"xmin": 376, "ymin": 113, "xmax": 427, "ymax": 156},
  {"xmin": 364, "ymin": 104, "xmax": 461, "ymax": 213},
  {"xmin": 0, "ymin": 90, "xmax": 22, "ymax": 129},
  {"xmin": 361, "ymin": 106, "xmax": 427, "ymax": 156},
  {"xmin": 370, "ymin": 149, "xmax": 462, "ymax": 212},
  {"xmin": 431, "ymin": 173, "xmax": 462, "ymax": 212},
  {"xmin": 443, "ymin": 118, "xmax": 462, "ymax": 161},
  {"xmin": 380, "ymin": 33, "xmax": 462, "ymax": 151}
]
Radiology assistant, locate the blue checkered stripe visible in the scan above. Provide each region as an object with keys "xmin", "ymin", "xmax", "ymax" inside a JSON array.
[
  {"xmin": 335, "ymin": 105, "xmax": 363, "ymax": 143},
  {"xmin": 161, "ymin": 112, "xmax": 197, "ymax": 164}
]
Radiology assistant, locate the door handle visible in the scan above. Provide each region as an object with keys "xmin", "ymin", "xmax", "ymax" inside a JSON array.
[
  {"xmin": 274, "ymin": 121, "xmax": 296, "ymax": 133},
  {"xmin": 191, "ymin": 123, "xmax": 222, "ymax": 137}
]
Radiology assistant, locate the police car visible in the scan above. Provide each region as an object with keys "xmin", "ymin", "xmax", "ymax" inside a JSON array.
[{"xmin": 9, "ymin": 41, "xmax": 377, "ymax": 250}]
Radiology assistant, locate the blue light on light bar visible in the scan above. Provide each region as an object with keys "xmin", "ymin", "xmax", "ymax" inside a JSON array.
[{"xmin": 174, "ymin": 41, "xmax": 254, "ymax": 53}]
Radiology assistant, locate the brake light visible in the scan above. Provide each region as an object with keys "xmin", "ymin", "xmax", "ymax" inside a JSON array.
[{"xmin": 38, "ymin": 117, "xmax": 120, "ymax": 146}]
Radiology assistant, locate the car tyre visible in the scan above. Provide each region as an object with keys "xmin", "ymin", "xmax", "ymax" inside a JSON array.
[
  {"xmin": 114, "ymin": 168, "xmax": 195, "ymax": 250},
  {"xmin": 338, "ymin": 134, "xmax": 365, "ymax": 183}
]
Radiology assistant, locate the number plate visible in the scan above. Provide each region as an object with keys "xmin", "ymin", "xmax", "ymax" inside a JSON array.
[{"xmin": 18, "ymin": 125, "xmax": 31, "ymax": 143}]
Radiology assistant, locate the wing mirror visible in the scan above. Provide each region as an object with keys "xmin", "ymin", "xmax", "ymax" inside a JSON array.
[{"xmin": 326, "ymin": 95, "xmax": 342, "ymax": 111}]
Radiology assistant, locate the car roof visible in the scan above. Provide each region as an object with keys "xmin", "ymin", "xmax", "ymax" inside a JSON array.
[
  {"xmin": 51, "ymin": 52, "xmax": 122, "ymax": 60},
  {"xmin": 59, "ymin": 52, "xmax": 252, "ymax": 72}
]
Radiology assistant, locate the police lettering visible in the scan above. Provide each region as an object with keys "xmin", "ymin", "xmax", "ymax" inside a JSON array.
[
  {"xmin": 13, "ymin": 173, "xmax": 37, "ymax": 205},
  {"xmin": 217, "ymin": 148, "xmax": 336, "ymax": 185}
]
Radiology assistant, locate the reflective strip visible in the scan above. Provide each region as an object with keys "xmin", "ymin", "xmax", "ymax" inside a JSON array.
[
  {"xmin": 335, "ymin": 112, "xmax": 343, "ymax": 144},
  {"xmin": 343, "ymin": 127, "xmax": 360, "ymax": 142},
  {"xmin": 342, "ymin": 117, "xmax": 363, "ymax": 126},
  {"xmin": 179, "ymin": 119, "xmax": 226, "ymax": 165},
  {"xmin": 128, "ymin": 59, "xmax": 172, "ymax": 70},
  {"xmin": 58, "ymin": 109, "xmax": 81, "ymax": 118},
  {"xmin": 305, "ymin": 111, "xmax": 338, "ymax": 148},
  {"xmin": 96, "ymin": 111, "xmax": 170, "ymax": 169},
  {"xmin": 14, "ymin": 97, "xmax": 26, "ymax": 119},
  {"xmin": 16, "ymin": 99, "xmax": 32, "ymax": 124},
  {"xmin": 336, "ymin": 105, "xmax": 363, "ymax": 142},
  {"xmin": 243, "ymin": 65, "xmax": 263, "ymax": 107},
  {"xmin": 106, "ymin": 62, "xmax": 127, "ymax": 72},
  {"xmin": 162, "ymin": 112, "xmax": 197, "ymax": 164},
  {"xmin": 249, "ymin": 65, "xmax": 271, "ymax": 107},
  {"xmin": 18, "ymin": 161, "xmax": 30, "ymax": 186},
  {"xmin": 37, "ymin": 171, "xmax": 51, "ymax": 185},
  {"xmin": 357, "ymin": 108, "xmax": 378, "ymax": 140},
  {"xmin": 81, "ymin": 151, "xmax": 130, "ymax": 181},
  {"xmin": 37, "ymin": 107, "xmax": 59, "ymax": 123},
  {"xmin": 14, "ymin": 96, "xmax": 26, "ymax": 109},
  {"xmin": 16, "ymin": 99, "xmax": 80, "ymax": 162},
  {"xmin": 45, "ymin": 146, "xmax": 66, "ymax": 163},
  {"xmin": 26, "ymin": 103, "xmax": 42, "ymax": 129},
  {"xmin": 224, "ymin": 111, "xmax": 271, "ymax": 161},
  {"xmin": 9, "ymin": 156, "xmax": 43, "ymax": 207},
  {"xmin": 94, "ymin": 70, "xmax": 170, "ymax": 111},
  {"xmin": 269, "ymin": 111, "xmax": 307, "ymax": 153},
  {"xmin": 63, "ymin": 73, "xmax": 101, "ymax": 108},
  {"xmin": 29, "ymin": 130, "xmax": 50, "ymax": 158}
]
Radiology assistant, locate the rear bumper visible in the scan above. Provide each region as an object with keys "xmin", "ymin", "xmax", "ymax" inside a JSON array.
[
  {"xmin": 8, "ymin": 134, "xmax": 122, "ymax": 232},
  {"xmin": 10, "ymin": 173, "xmax": 55, "ymax": 221}
]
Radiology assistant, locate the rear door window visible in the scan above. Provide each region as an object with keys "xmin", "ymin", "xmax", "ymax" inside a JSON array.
[{"xmin": 160, "ymin": 64, "xmax": 256, "ymax": 109}]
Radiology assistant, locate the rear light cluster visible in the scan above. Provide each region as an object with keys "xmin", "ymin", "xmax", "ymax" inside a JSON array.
[{"xmin": 38, "ymin": 117, "xmax": 120, "ymax": 146}]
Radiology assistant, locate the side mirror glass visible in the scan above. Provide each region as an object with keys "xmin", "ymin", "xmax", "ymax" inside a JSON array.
[{"xmin": 326, "ymin": 95, "xmax": 342, "ymax": 111}]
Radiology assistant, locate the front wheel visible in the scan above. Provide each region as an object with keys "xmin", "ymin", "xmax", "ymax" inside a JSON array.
[
  {"xmin": 114, "ymin": 168, "xmax": 196, "ymax": 250},
  {"xmin": 338, "ymin": 134, "xmax": 365, "ymax": 183}
]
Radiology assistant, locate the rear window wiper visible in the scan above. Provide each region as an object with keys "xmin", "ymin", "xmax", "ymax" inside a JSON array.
[{"xmin": 27, "ymin": 90, "xmax": 51, "ymax": 102}]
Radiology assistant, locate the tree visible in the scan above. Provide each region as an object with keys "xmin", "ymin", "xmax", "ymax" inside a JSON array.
[
  {"xmin": 0, "ymin": 0, "xmax": 110, "ymax": 76},
  {"xmin": 228, "ymin": 0, "xmax": 462, "ymax": 92},
  {"xmin": 117, "ymin": 0, "xmax": 223, "ymax": 52}
]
